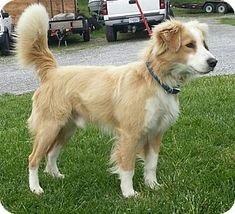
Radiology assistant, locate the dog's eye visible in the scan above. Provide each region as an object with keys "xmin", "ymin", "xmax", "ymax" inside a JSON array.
[
  {"xmin": 203, "ymin": 41, "xmax": 209, "ymax": 50},
  {"xmin": 186, "ymin": 43, "xmax": 195, "ymax": 49}
]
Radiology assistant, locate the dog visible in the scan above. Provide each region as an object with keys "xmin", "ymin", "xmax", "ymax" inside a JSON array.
[
  {"xmin": 16, "ymin": 4, "xmax": 217, "ymax": 197},
  {"xmin": 0, "ymin": 202, "xmax": 12, "ymax": 214}
]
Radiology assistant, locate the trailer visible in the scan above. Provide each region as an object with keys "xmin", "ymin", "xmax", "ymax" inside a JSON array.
[
  {"xmin": 47, "ymin": 0, "xmax": 90, "ymax": 44},
  {"xmin": 173, "ymin": 0, "xmax": 233, "ymax": 13},
  {"xmin": 1, "ymin": 0, "xmax": 90, "ymax": 52},
  {"xmin": 0, "ymin": 0, "xmax": 15, "ymax": 55}
]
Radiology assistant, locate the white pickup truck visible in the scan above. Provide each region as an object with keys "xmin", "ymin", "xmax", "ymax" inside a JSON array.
[
  {"xmin": 103, "ymin": 0, "xmax": 171, "ymax": 42},
  {"xmin": 0, "ymin": 0, "xmax": 14, "ymax": 55}
]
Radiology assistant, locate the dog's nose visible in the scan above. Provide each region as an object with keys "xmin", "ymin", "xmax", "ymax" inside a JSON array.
[{"xmin": 207, "ymin": 58, "xmax": 218, "ymax": 68}]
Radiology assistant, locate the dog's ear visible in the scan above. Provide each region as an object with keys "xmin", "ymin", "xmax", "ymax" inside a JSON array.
[
  {"xmin": 152, "ymin": 21, "xmax": 182, "ymax": 55},
  {"xmin": 160, "ymin": 28, "xmax": 181, "ymax": 52}
]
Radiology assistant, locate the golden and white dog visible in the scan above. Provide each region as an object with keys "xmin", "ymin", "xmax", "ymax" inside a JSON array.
[{"xmin": 16, "ymin": 4, "xmax": 217, "ymax": 197}]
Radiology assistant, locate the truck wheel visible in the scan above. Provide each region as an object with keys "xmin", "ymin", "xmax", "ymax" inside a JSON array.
[
  {"xmin": 105, "ymin": 26, "xmax": 117, "ymax": 42},
  {"xmin": 1, "ymin": 32, "xmax": 10, "ymax": 55},
  {"xmin": 216, "ymin": 3, "xmax": 228, "ymax": 13},
  {"xmin": 203, "ymin": 3, "xmax": 215, "ymax": 13},
  {"xmin": 83, "ymin": 30, "xmax": 90, "ymax": 42}
]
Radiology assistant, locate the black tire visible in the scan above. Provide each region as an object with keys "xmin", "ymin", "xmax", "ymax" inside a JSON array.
[
  {"xmin": 83, "ymin": 19, "xmax": 90, "ymax": 42},
  {"xmin": 83, "ymin": 30, "xmax": 90, "ymax": 42},
  {"xmin": 1, "ymin": 32, "xmax": 10, "ymax": 55},
  {"xmin": 203, "ymin": 3, "xmax": 215, "ymax": 13},
  {"xmin": 216, "ymin": 3, "xmax": 228, "ymax": 14},
  {"xmin": 105, "ymin": 26, "xmax": 117, "ymax": 42}
]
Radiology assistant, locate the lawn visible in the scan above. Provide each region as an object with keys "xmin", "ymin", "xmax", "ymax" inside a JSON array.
[
  {"xmin": 78, "ymin": 0, "xmax": 90, "ymax": 17},
  {"xmin": 220, "ymin": 17, "xmax": 235, "ymax": 26},
  {"xmin": 0, "ymin": 76, "xmax": 234, "ymax": 214}
]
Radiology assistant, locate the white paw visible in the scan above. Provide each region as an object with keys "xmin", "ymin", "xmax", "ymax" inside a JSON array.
[
  {"xmin": 56, "ymin": 173, "xmax": 65, "ymax": 179},
  {"xmin": 44, "ymin": 168, "xmax": 64, "ymax": 179},
  {"xmin": 145, "ymin": 178, "xmax": 161, "ymax": 189},
  {"xmin": 122, "ymin": 190, "xmax": 139, "ymax": 198},
  {"xmin": 30, "ymin": 185, "xmax": 44, "ymax": 195}
]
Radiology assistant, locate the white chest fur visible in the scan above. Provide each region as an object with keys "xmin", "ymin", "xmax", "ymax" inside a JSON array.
[{"xmin": 144, "ymin": 90, "xmax": 180, "ymax": 135}]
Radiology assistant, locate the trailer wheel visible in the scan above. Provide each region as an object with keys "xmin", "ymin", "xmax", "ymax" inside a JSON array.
[
  {"xmin": 216, "ymin": 3, "xmax": 228, "ymax": 14},
  {"xmin": 1, "ymin": 32, "xmax": 10, "ymax": 55},
  {"xmin": 203, "ymin": 3, "xmax": 215, "ymax": 13},
  {"xmin": 83, "ymin": 30, "xmax": 90, "ymax": 42},
  {"xmin": 105, "ymin": 26, "xmax": 117, "ymax": 42}
]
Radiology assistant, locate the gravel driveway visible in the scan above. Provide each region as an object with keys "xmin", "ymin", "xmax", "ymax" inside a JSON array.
[{"xmin": 0, "ymin": 17, "xmax": 234, "ymax": 95}]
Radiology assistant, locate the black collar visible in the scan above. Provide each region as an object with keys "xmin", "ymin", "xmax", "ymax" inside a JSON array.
[{"xmin": 145, "ymin": 62, "xmax": 181, "ymax": 95}]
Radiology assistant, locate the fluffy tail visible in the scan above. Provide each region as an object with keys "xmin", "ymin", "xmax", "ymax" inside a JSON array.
[{"xmin": 16, "ymin": 4, "xmax": 57, "ymax": 82}]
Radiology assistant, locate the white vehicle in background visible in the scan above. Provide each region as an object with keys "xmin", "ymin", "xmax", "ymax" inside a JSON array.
[
  {"xmin": 0, "ymin": 0, "xmax": 13, "ymax": 55},
  {"xmin": 103, "ymin": 0, "xmax": 171, "ymax": 42},
  {"xmin": 88, "ymin": 0, "xmax": 102, "ymax": 15}
]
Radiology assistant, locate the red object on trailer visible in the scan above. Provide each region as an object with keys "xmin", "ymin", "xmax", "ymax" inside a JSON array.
[{"xmin": 129, "ymin": 0, "xmax": 152, "ymax": 36}]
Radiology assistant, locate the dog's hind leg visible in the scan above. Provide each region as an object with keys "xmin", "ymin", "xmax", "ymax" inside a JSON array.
[
  {"xmin": 45, "ymin": 122, "xmax": 77, "ymax": 178},
  {"xmin": 141, "ymin": 134, "xmax": 162, "ymax": 189},
  {"xmin": 45, "ymin": 144, "xmax": 64, "ymax": 178},
  {"xmin": 28, "ymin": 121, "xmax": 61, "ymax": 195}
]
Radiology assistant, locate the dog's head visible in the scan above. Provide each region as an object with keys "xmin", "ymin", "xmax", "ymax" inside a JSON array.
[{"xmin": 148, "ymin": 20, "xmax": 217, "ymax": 79}]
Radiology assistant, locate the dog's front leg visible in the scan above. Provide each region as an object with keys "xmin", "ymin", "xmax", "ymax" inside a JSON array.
[
  {"xmin": 111, "ymin": 133, "xmax": 139, "ymax": 197},
  {"xmin": 119, "ymin": 169, "xmax": 136, "ymax": 197},
  {"xmin": 143, "ymin": 134, "xmax": 162, "ymax": 189}
]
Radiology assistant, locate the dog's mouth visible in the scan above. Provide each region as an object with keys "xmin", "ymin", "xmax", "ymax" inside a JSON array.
[{"xmin": 189, "ymin": 66, "xmax": 214, "ymax": 75}]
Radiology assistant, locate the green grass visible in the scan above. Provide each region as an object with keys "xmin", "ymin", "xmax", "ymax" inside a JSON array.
[
  {"xmin": 0, "ymin": 76, "xmax": 234, "ymax": 213},
  {"xmin": 220, "ymin": 17, "xmax": 235, "ymax": 26},
  {"xmin": 78, "ymin": 0, "xmax": 89, "ymax": 17}
]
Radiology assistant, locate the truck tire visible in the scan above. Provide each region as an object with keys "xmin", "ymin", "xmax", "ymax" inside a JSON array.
[
  {"xmin": 216, "ymin": 3, "xmax": 228, "ymax": 14},
  {"xmin": 203, "ymin": 3, "xmax": 215, "ymax": 13},
  {"xmin": 105, "ymin": 26, "xmax": 117, "ymax": 42},
  {"xmin": 83, "ymin": 30, "xmax": 90, "ymax": 42},
  {"xmin": 1, "ymin": 32, "xmax": 10, "ymax": 55}
]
